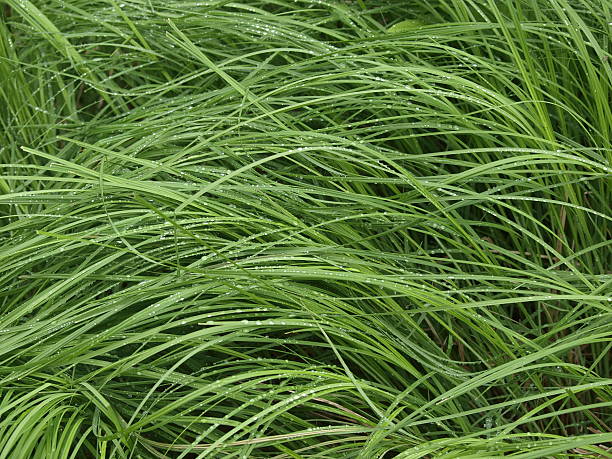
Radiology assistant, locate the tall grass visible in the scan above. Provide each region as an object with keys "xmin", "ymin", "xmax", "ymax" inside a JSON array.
[{"xmin": 1, "ymin": 0, "xmax": 611, "ymax": 457}]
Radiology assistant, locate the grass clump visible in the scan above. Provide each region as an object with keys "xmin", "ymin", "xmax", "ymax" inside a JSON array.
[{"xmin": 1, "ymin": 0, "xmax": 611, "ymax": 457}]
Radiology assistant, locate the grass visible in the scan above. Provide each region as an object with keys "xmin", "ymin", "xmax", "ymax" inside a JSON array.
[{"xmin": 0, "ymin": 0, "xmax": 611, "ymax": 457}]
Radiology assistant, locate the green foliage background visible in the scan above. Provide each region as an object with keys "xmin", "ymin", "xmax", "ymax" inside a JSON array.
[{"xmin": 0, "ymin": 0, "xmax": 611, "ymax": 457}]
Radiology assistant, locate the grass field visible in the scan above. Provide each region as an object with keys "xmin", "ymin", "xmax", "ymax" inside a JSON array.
[{"xmin": 1, "ymin": 0, "xmax": 611, "ymax": 457}]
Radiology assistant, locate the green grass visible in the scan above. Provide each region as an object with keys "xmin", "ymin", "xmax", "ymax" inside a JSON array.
[{"xmin": 0, "ymin": 0, "xmax": 611, "ymax": 457}]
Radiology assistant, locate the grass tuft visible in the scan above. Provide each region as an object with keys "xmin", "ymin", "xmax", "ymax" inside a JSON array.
[{"xmin": 1, "ymin": 0, "xmax": 611, "ymax": 457}]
